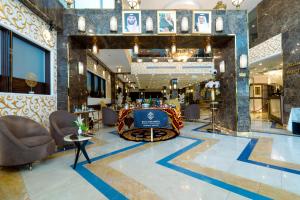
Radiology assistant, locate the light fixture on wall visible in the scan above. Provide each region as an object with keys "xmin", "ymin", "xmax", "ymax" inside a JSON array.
[
  {"xmin": 78, "ymin": 16, "xmax": 86, "ymax": 32},
  {"xmin": 232, "ymin": 0, "xmax": 245, "ymax": 9},
  {"xmin": 78, "ymin": 62, "xmax": 84, "ymax": 75},
  {"xmin": 240, "ymin": 54, "xmax": 248, "ymax": 69},
  {"xmin": 103, "ymin": 70, "xmax": 106, "ymax": 76},
  {"xmin": 133, "ymin": 43, "xmax": 139, "ymax": 55},
  {"xmin": 127, "ymin": 0, "xmax": 141, "ymax": 9},
  {"xmin": 171, "ymin": 44, "xmax": 177, "ymax": 54},
  {"xmin": 216, "ymin": 16, "xmax": 224, "ymax": 32},
  {"xmin": 181, "ymin": 17, "xmax": 189, "ymax": 33},
  {"xmin": 137, "ymin": 58, "xmax": 143, "ymax": 63},
  {"xmin": 110, "ymin": 16, "xmax": 118, "ymax": 32},
  {"xmin": 146, "ymin": 17, "xmax": 154, "ymax": 32},
  {"xmin": 92, "ymin": 44, "xmax": 98, "ymax": 54},
  {"xmin": 117, "ymin": 67, "xmax": 122, "ymax": 73},
  {"xmin": 152, "ymin": 58, "xmax": 158, "ymax": 63},
  {"xmin": 65, "ymin": 0, "xmax": 74, "ymax": 8},
  {"xmin": 205, "ymin": 43, "xmax": 212, "ymax": 54},
  {"xmin": 219, "ymin": 60, "xmax": 225, "ymax": 73}
]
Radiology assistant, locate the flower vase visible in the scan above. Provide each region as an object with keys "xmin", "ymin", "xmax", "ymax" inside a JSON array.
[{"xmin": 77, "ymin": 128, "xmax": 82, "ymax": 136}]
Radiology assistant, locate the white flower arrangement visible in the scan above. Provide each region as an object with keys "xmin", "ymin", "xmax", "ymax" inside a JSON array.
[
  {"xmin": 205, "ymin": 80, "xmax": 220, "ymax": 89},
  {"xmin": 74, "ymin": 115, "xmax": 89, "ymax": 134}
]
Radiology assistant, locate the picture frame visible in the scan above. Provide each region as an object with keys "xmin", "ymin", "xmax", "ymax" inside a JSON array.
[
  {"xmin": 192, "ymin": 11, "xmax": 212, "ymax": 34},
  {"xmin": 122, "ymin": 10, "xmax": 142, "ymax": 34},
  {"xmin": 254, "ymin": 85, "xmax": 262, "ymax": 97},
  {"xmin": 157, "ymin": 11, "xmax": 177, "ymax": 34}
]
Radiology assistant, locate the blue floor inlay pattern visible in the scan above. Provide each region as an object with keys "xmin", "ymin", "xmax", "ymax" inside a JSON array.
[
  {"xmin": 73, "ymin": 142, "xmax": 146, "ymax": 200},
  {"xmin": 193, "ymin": 125, "xmax": 300, "ymax": 175},
  {"xmin": 157, "ymin": 136, "xmax": 272, "ymax": 200}
]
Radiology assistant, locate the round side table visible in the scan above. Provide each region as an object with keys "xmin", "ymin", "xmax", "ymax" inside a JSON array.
[{"xmin": 64, "ymin": 134, "xmax": 92, "ymax": 169}]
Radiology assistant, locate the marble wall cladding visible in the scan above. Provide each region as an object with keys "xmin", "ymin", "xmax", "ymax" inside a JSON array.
[
  {"xmin": 282, "ymin": 26, "xmax": 300, "ymax": 124},
  {"xmin": 68, "ymin": 46, "xmax": 88, "ymax": 110},
  {"xmin": 57, "ymin": 34, "xmax": 69, "ymax": 110},
  {"xmin": 215, "ymin": 40, "xmax": 237, "ymax": 131},
  {"xmin": 18, "ymin": 0, "xmax": 64, "ymax": 30},
  {"xmin": 60, "ymin": 9, "xmax": 250, "ymax": 131},
  {"xmin": 252, "ymin": 0, "xmax": 300, "ymax": 47}
]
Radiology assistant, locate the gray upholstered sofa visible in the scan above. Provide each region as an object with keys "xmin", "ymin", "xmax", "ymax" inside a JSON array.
[
  {"xmin": 49, "ymin": 110, "xmax": 77, "ymax": 147},
  {"xmin": 0, "ymin": 116, "xmax": 55, "ymax": 167},
  {"xmin": 102, "ymin": 107, "xmax": 118, "ymax": 126}
]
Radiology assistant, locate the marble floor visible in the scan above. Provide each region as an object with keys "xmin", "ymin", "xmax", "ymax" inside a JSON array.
[{"xmin": 1, "ymin": 122, "xmax": 300, "ymax": 200}]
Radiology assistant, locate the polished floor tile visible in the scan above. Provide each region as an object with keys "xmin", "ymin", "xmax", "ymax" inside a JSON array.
[{"xmin": 1, "ymin": 123, "xmax": 300, "ymax": 200}]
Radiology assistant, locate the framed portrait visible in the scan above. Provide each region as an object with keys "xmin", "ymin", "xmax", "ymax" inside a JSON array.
[
  {"xmin": 157, "ymin": 11, "xmax": 177, "ymax": 34},
  {"xmin": 254, "ymin": 85, "xmax": 262, "ymax": 97},
  {"xmin": 122, "ymin": 10, "xmax": 142, "ymax": 34},
  {"xmin": 192, "ymin": 11, "xmax": 212, "ymax": 34}
]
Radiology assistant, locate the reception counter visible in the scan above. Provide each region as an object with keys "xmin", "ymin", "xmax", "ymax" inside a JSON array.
[{"xmin": 118, "ymin": 108, "xmax": 183, "ymax": 142}]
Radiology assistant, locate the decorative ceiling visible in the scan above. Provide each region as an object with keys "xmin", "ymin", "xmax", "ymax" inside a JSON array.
[{"xmin": 140, "ymin": 0, "xmax": 263, "ymax": 11}]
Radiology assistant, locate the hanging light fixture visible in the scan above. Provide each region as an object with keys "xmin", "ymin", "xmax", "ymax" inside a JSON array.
[
  {"xmin": 171, "ymin": 44, "xmax": 177, "ymax": 54},
  {"xmin": 232, "ymin": 0, "xmax": 245, "ymax": 9},
  {"xmin": 92, "ymin": 44, "xmax": 98, "ymax": 54},
  {"xmin": 133, "ymin": 43, "xmax": 139, "ymax": 55},
  {"xmin": 214, "ymin": 1, "xmax": 227, "ymax": 10},
  {"xmin": 65, "ymin": 0, "xmax": 74, "ymax": 8},
  {"xmin": 127, "ymin": 0, "xmax": 141, "ymax": 9}
]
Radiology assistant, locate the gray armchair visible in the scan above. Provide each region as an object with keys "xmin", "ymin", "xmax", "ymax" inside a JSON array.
[
  {"xmin": 184, "ymin": 104, "xmax": 200, "ymax": 121},
  {"xmin": 102, "ymin": 107, "xmax": 118, "ymax": 126},
  {"xmin": 49, "ymin": 110, "xmax": 77, "ymax": 147},
  {"xmin": 0, "ymin": 116, "xmax": 55, "ymax": 167}
]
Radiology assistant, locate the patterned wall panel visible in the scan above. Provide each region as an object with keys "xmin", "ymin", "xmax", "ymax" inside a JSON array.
[
  {"xmin": 0, "ymin": 0, "xmax": 57, "ymax": 127},
  {"xmin": 0, "ymin": 94, "xmax": 56, "ymax": 127}
]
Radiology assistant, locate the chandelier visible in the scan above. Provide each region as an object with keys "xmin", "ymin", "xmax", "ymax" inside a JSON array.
[
  {"xmin": 65, "ymin": 0, "xmax": 74, "ymax": 8},
  {"xmin": 171, "ymin": 49, "xmax": 197, "ymax": 62},
  {"xmin": 127, "ymin": 0, "xmax": 141, "ymax": 9},
  {"xmin": 214, "ymin": 1, "xmax": 227, "ymax": 10},
  {"xmin": 232, "ymin": 0, "xmax": 245, "ymax": 8}
]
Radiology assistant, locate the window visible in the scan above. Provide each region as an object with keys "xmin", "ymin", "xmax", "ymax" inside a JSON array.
[
  {"xmin": 0, "ymin": 26, "xmax": 50, "ymax": 94},
  {"xmin": 87, "ymin": 71, "xmax": 106, "ymax": 98}
]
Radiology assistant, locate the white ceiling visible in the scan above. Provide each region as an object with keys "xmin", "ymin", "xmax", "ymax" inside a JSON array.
[
  {"xmin": 96, "ymin": 49, "xmax": 131, "ymax": 73},
  {"xmin": 141, "ymin": 0, "xmax": 263, "ymax": 11}
]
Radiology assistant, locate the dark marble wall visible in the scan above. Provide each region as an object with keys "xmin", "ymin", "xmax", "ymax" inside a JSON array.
[
  {"xmin": 58, "ymin": 7, "xmax": 250, "ymax": 131},
  {"xmin": 282, "ymin": 26, "xmax": 300, "ymax": 124},
  {"xmin": 19, "ymin": 0, "xmax": 64, "ymax": 30},
  {"xmin": 215, "ymin": 40, "xmax": 238, "ymax": 131},
  {"xmin": 251, "ymin": 0, "xmax": 300, "ymax": 47},
  {"xmin": 68, "ymin": 45, "xmax": 88, "ymax": 110}
]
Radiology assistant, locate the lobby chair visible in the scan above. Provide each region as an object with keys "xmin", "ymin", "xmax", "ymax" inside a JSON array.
[
  {"xmin": 184, "ymin": 104, "xmax": 200, "ymax": 121},
  {"xmin": 0, "ymin": 116, "xmax": 55, "ymax": 167},
  {"xmin": 102, "ymin": 107, "xmax": 118, "ymax": 126},
  {"xmin": 49, "ymin": 110, "xmax": 77, "ymax": 147}
]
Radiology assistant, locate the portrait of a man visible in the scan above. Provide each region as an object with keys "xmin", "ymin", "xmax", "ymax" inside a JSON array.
[
  {"xmin": 123, "ymin": 11, "xmax": 141, "ymax": 34},
  {"xmin": 158, "ymin": 11, "xmax": 176, "ymax": 34},
  {"xmin": 193, "ymin": 11, "xmax": 212, "ymax": 34}
]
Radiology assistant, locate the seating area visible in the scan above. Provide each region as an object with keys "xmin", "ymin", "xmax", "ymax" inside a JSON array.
[{"xmin": 1, "ymin": 0, "xmax": 300, "ymax": 199}]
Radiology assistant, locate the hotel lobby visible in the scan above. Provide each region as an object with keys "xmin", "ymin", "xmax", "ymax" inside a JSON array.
[{"xmin": 1, "ymin": 0, "xmax": 300, "ymax": 199}]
